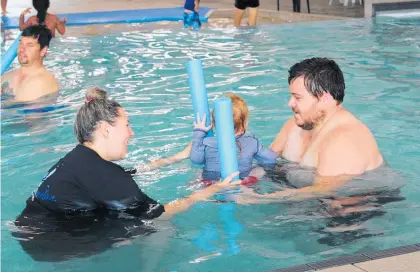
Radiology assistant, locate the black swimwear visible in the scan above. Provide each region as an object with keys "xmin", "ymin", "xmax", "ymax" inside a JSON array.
[
  {"xmin": 12, "ymin": 144, "xmax": 165, "ymax": 261},
  {"xmin": 20, "ymin": 144, "xmax": 164, "ymax": 218},
  {"xmin": 235, "ymin": 0, "xmax": 260, "ymax": 10}
]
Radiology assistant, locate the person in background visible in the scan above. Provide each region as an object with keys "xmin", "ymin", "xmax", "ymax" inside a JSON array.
[
  {"xmin": 19, "ymin": 0, "xmax": 66, "ymax": 37},
  {"xmin": 183, "ymin": 0, "xmax": 201, "ymax": 30},
  {"xmin": 234, "ymin": 0, "xmax": 259, "ymax": 27},
  {"xmin": 1, "ymin": 0, "xmax": 7, "ymax": 14},
  {"xmin": 1, "ymin": 25, "xmax": 58, "ymax": 103}
]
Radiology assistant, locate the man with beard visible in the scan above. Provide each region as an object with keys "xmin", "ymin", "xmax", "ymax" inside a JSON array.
[
  {"xmin": 237, "ymin": 57, "xmax": 385, "ymax": 203},
  {"xmin": 1, "ymin": 25, "xmax": 58, "ymax": 102}
]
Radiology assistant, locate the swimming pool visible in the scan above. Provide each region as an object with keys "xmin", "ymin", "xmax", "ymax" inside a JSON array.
[{"xmin": 2, "ymin": 16, "xmax": 420, "ymax": 271}]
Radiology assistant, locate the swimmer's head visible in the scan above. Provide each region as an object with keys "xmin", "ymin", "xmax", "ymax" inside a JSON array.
[
  {"xmin": 287, "ymin": 58, "xmax": 345, "ymax": 130},
  {"xmin": 19, "ymin": 25, "xmax": 52, "ymax": 66},
  {"xmin": 33, "ymin": 0, "xmax": 50, "ymax": 25},
  {"xmin": 212, "ymin": 93, "xmax": 249, "ymax": 135},
  {"xmin": 74, "ymin": 98, "xmax": 134, "ymax": 161},
  {"xmin": 86, "ymin": 87, "xmax": 108, "ymax": 101}
]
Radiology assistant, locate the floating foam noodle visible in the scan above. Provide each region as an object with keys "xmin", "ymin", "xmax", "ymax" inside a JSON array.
[
  {"xmin": 1, "ymin": 32, "xmax": 22, "ymax": 76},
  {"xmin": 187, "ymin": 60, "xmax": 242, "ymax": 255},
  {"xmin": 213, "ymin": 97, "xmax": 239, "ymax": 181},
  {"xmin": 187, "ymin": 59, "xmax": 213, "ymax": 137},
  {"xmin": 214, "ymin": 97, "xmax": 242, "ymax": 255}
]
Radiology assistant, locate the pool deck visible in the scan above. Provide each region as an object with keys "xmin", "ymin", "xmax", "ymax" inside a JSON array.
[
  {"xmin": 318, "ymin": 251, "xmax": 420, "ymax": 272},
  {"xmin": 4, "ymin": 0, "xmax": 364, "ymax": 18},
  {"xmin": 273, "ymin": 244, "xmax": 420, "ymax": 272},
  {"xmin": 318, "ymin": 252, "xmax": 420, "ymax": 272},
  {"xmin": 3, "ymin": 0, "xmax": 361, "ymax": 32},
  {"xmin": 2, "ymin": 1, "xmax": 418, "ymax": 272},
  {"xmin": 2, "ymin": 0, "xmax": 354, "ymax": 37}
]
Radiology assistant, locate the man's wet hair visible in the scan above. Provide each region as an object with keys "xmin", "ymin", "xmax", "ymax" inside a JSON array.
[
  {"xmin": 21, "ymin": 25, "xmax": 52, "ymax": 49},
  {"xmin": 288, "ymin": 57, "xmax": 345, "ymax": 104}
]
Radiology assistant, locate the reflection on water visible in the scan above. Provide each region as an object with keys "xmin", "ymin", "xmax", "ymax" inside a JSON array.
[
  {"xmin": 270, "ymin": 160, "xmax": 405, "ymax": 194},
  {"xmin": 10, "ymin": 207, "xmax": 173, "ymax": 264},
  {"xmin": 1, "ymin": 94, "xmax": 70, "ymax": 137},
  {"xmin": 263, "ymin": 160, "xmax": 406, "ymax": 247}
]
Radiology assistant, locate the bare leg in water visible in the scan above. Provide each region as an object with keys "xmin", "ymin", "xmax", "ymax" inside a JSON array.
[
  {"xmin": 234, "ymin": 7, "xmax": 258, "ymax": 27},
  {"xmin": 1, "ymin": 0, "xmax": 7, "ymax": 14},
  {"xmin": 233, "ymin": 7, "xmax": 246, "ymax": 27},
  {"xmin": 247, "ymin": 7, "xmax": 259, "ymax": 26}
]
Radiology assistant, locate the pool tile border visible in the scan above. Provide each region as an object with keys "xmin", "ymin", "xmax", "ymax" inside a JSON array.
[
  {"xmin": 373, "ymin": 1, "xmax": 420, "ymax": 16},
  {"xmin": 270, "ymin": 244, "xmax": 420, "ymax": 272}
]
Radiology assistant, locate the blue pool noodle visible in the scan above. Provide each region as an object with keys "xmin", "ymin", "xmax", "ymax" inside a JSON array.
[
  {"xmin": 187, "ymin": 61, "xmax": 242, "ymax": 255},
  {"xmin": 1, "ymin": 32, "xmax": 22, "ymax": 76},
  {"xmin": 214, "ymin": 97, "xmax": 239, "ymax": 181},
  {"xmin": 214, "ymin": 97, "xmax": 242, "ymax": 254},
  {"xmin": 187, "ymin": 59, "xmax": 213, "ymax": 136}
]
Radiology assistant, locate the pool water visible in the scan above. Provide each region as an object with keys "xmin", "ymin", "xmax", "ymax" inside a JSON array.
[{"xmin": 2, "ymin": 16, "xmax": 420, "ymax": 271}]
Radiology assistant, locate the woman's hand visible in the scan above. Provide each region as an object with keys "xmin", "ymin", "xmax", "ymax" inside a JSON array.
[
  {"xmin": 213, "ymin": 171, "xmax": 242, "ymax": 189},
  {"xmin": 177, "ymin": 142, "xmax": 192, "ymax": 160},
  {"xmin": 162, "ymin": 171, "xmax": 241, "ymax": 217},
  {"xmin": 192, "ymin": 171, "xmax": 241, "ymax": 201}
]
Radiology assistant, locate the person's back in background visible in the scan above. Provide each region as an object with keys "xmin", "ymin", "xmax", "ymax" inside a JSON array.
[{"xmin": 19, "ymin": 0, "xmax": 66, "ymax": 37}]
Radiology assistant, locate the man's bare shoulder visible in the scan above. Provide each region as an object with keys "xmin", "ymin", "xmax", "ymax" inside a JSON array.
[
  {"xmin": 319, "ymin": 113, "xmax": 382, "ymax": 175},
  {"xmin": 21, "ymin": 69, "xmax": 59, "ymax": 99},
  {"xmin": 1, "ymin": 69, "xmax": 18, "ymax": 82},
  {"xmin": 277, "ymin": 117, "xmax": 298, "ymax": 136},
  {"xmin": 284, "ymin": 117, "xmax": 297, "ymax": 129},
  {"xmin": 325, "ymin": 109, "xmax": 367, "ymax": 137},
  {"xmin": 270, "ymin": 117, "xmax": 297, "ymax": 153},
  {"xmin": 323, "ymin": 116, "xmax": 373, "ymax": 149},
  {"xmin": 43, "ymin": 69, "xmax": 58, "ymax": 82},
  {"xmin": 333, "ymin": 110, "xmax": 375, "ymax": 140},
  {"xmin": 34, "ymin": 70, "xmax": 59, "ymax": 90}
]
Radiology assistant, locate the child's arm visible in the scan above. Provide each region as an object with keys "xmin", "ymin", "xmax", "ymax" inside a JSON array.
[
  {"xmin": 190, "ymin": 129, "xmax": 206, "ymax": 164},
  {"xmin": 190, "ymin": 112, "xmax": 212, "ymax": 165},
  {"xmin": 254, "ymin": 138, "xmax": 278, "ymax": 165},
  {"xmin": 56, "ymin": 16, "xmax": 66, "ymax": 35},
  {"xmin": 137, "ymin": 142, "xmax": 192, "ymax": 172},
  {"xmin": 19, "ymin": 8, "xmax": 32, "ymax": 31}
]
